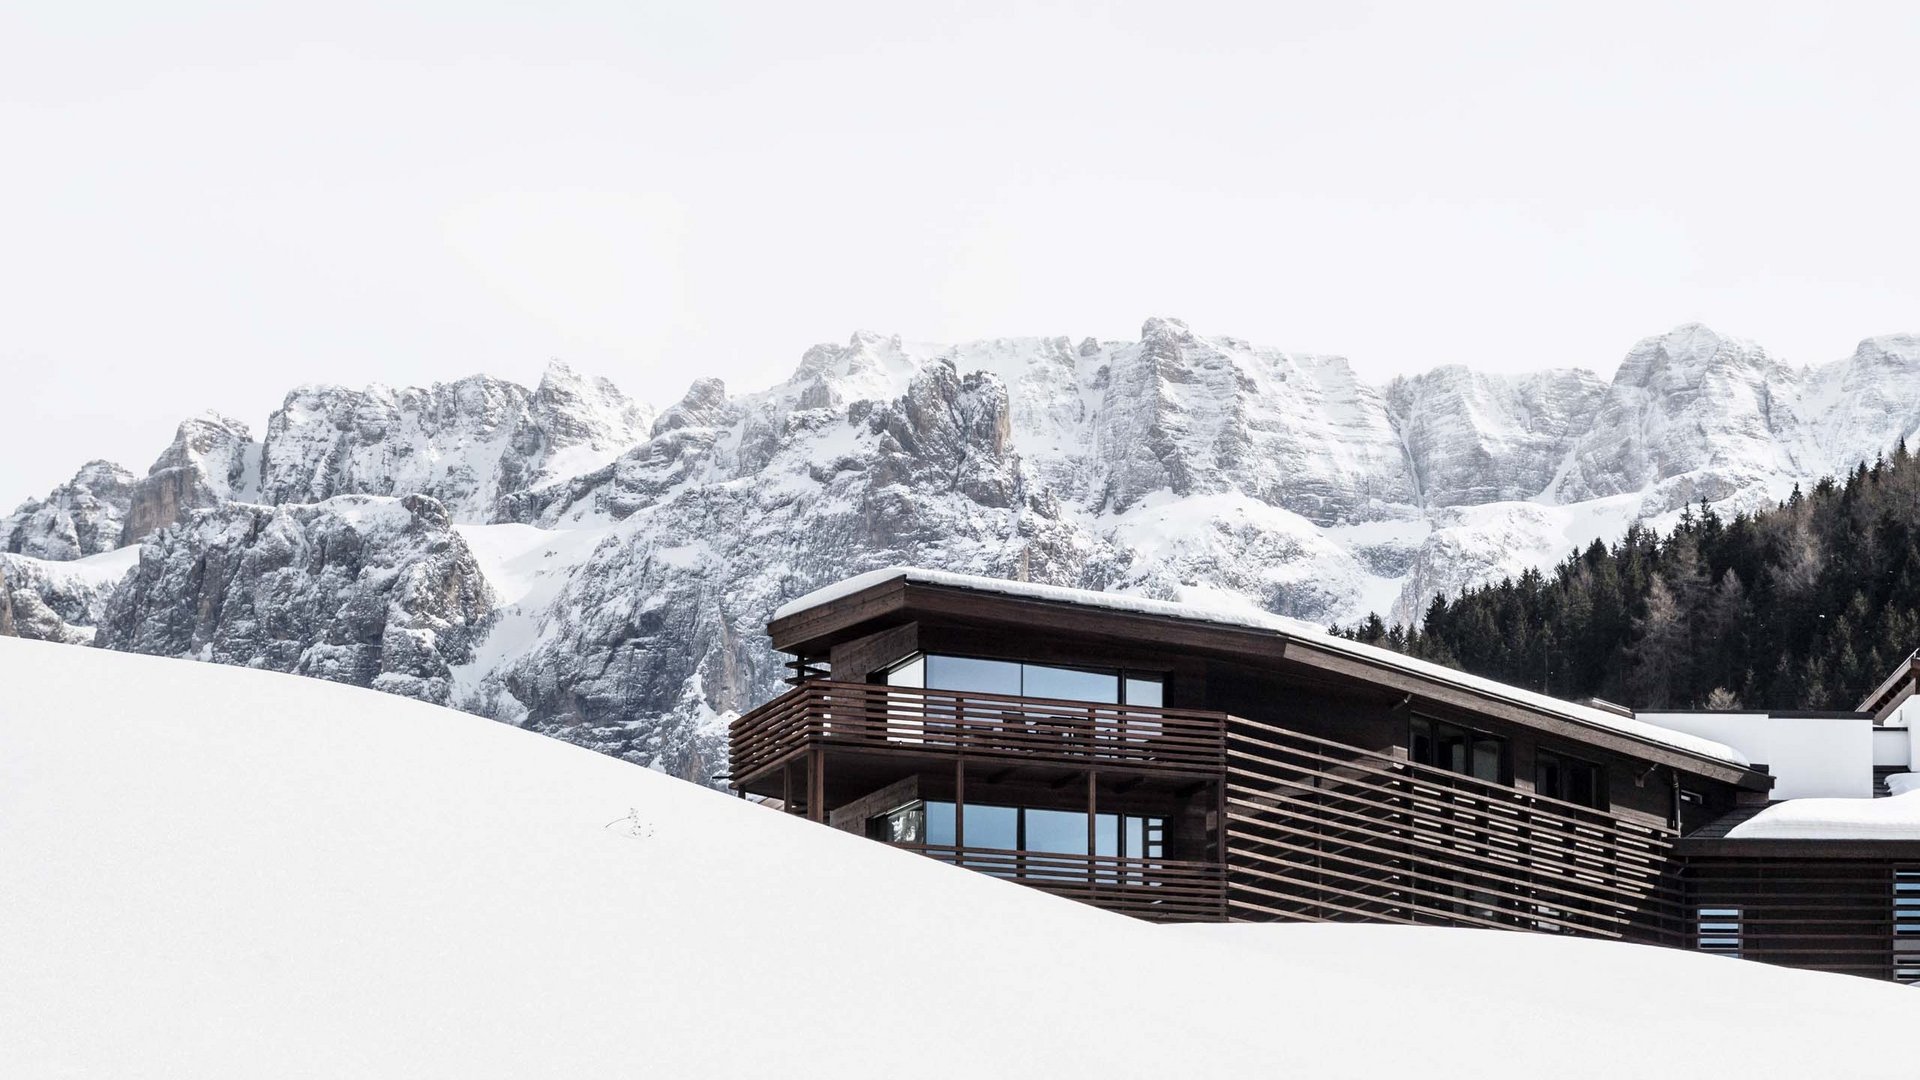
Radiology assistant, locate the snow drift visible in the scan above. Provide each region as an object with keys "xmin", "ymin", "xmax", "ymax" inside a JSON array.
[{"xmin": 2, "ymin": 639, "xmax": 1915, "ymax": 1079}]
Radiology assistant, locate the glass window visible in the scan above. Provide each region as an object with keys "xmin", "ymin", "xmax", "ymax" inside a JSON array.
[
  {"xmin": 1409, "ymin": 716, "xmax": 1434, "ymax": 766},
  {"xmin": 1895, "ymin": 871, "xmax": 1920, "ymax": 984},
  {"xmin": 1123, "ymin": 676, "xmax": 1164, "ymax": 708},
  {"xmin": 883, "ymin": 654, "xmax": 924, "ymax": 688},
  {"xmin": 966, "ymin": 804, "xmax": 1019, "ymax": 850},
  {"xmin": 925, "ymin": 655, "xmax": 1023, "ymax": 696},
  {"xmin": 877, "ymin": 654, "xmax": 1162, "ymax": 708},
  {"xmin": 1697, "ymin": 907, "xmax": 1743, "ymax": 957},
  {"xmin": 925, "ymin": 801, "xmax": 956, "ymax": 846},
  {"xmin": 1410, "ymin": 716, "xmax": 1506, "ymax": 785},
  {"xmin": 1438, "ymin": 724, "xmax": 1471, "ymax": 774},
  {"xmin": 1024, "ymin": 663, "xmax": 1119, "ymax": 704},
  {"xmin": 1471, "ymin": 735, "xmax": 1504, "ymax": 783},
  {"xmin": 1094, "ymin": 813, "xmax": 1120, "ymax": 858},
  {"xmin": 1536, "ymin": 750, "xmax": 1604, "ymax": 809},
  {"xmin": 868, "ymin": 802, "xmax": 926, "ymax": 844},
  {"xmin": 1023, "ymin": 808, "xmax": 1089, "ymax": 855}
]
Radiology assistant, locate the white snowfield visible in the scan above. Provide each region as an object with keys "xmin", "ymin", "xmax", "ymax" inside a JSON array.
[
  {"xmin": 2, "ymin": 640, "xmax": 1913, "ymax": 1080},
  {"xmin": 776, "ymin": 566, "xmax": 1750, "ymax": 767}
]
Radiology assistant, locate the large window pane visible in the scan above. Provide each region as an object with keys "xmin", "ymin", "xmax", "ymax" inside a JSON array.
[
  {"xmin": 1023, "ymin": 664, "xmax": 1118, "ymax": 704},
  {"xmin": 1471, "ymin": 735, "xmax": 1503, "ymax": 783},
  {"xmin": 1123, "ymin": 676, "xmax": 1164, "ymax": 708},
  {"xmin": 965, "ymin": 804, "xmax": 1019, "ymax": 850},
  {"xmin": 925, "ymin": 801, "xmax": 956, "ymax": 846},
  {"xmin": 1437, "ymin": 724, "xmax": 1470, "ymax": 774},
  {"xmin": 1023, "ymin": 808, "xmax": 1089, "ymax": 855},
  {"xmin": 1094, "ymin": 813, "xmax": 1119, "ymax": 858},
  {"xmin": 925, "ymin": 656, "xmax": 1022, "ymax": 696},
  {"xmin": 1536, "ymin": 752, "xmax": 1564, "ymax": 799},
  {"xmin": 1409, "ymin": 716, "xmax": 1434, "ymax": 766}
]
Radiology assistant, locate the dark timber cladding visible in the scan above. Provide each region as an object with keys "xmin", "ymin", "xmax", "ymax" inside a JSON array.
[
  {"xmin": 741, "ymin": 571, "xmax": 1777, "ymax": 939},
  {"xmin": 1674, "ymin": 837, "xmax": 1920, "ymax": 981}
]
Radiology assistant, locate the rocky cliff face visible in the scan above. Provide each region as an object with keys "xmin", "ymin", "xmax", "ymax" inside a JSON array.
[
  {"xmin": 2, "ymin": 460, "xmax": 136, "ymax": 560},
  {"xmin": 95, "ymin": 495, "xmax": 493, "ymax": 705},
  {"xmin": 121, "ymin": 414, "xmax": 257, "ymax": 543},
  {"xmin": 11, "ymin": 320, "xmax": 1920, "ymax": 782},
  {"xmin": 0, "ymin": 551, "xmax": 128, "ymax": 644},
  {"xmin": 257, "ymin": 361, "xmax": 651, "ymax": 522},
  {"xmin": 1385, "ymin": 366, "xmax": 1608, "ymax": 508}
]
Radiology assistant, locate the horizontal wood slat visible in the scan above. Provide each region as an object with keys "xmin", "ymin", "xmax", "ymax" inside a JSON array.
[
  {"xmin": 896, "ymin": 844, "xmax": 1227, "ymax": 921},
  {"xmin": 729, "ymin": 681, "xmax": 1230, "ymax": 782},
  {"xmin": 1225, "ymin": 717, "xmax": 1682, "ymax": 944}
]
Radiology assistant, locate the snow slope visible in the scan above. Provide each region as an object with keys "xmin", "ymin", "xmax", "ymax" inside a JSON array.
[{"xmin": 2, "ymin": 639, "xmax": 1914, "ymax": 1079}]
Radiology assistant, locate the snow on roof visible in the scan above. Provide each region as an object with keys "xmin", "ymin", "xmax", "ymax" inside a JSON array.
[
  {"xmin": 773, "ymin": 567, "xmax": 1750, "ymax": 769},
  {"xmin": 1728, "ymin": 783, "xmax": 1920, "ymax": 841}
]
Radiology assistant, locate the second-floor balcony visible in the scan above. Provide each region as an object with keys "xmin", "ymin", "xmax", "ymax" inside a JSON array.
[{"xmin": 728, "ymin": 680, "xmax": 1230, "ymax": 786}]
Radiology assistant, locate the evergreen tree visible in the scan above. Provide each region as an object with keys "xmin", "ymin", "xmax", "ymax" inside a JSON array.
[{"xmin": 1346, "ymin": 447, "xmax": 1920, "ymax": 710}]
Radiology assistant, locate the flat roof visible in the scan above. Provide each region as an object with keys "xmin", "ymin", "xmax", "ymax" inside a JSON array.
[{"xmin": 774, "ymin": 566, "xmax": 1753, "ymax": 770}]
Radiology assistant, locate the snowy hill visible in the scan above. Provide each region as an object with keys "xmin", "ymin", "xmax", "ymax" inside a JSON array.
[
  {"xmin": 8, "ymin": 319, "xmax": 1920, "ymax": 778},
  {"xmin": 2, "ymin": 639, "xmax": 1915, "ymax": 1079}
]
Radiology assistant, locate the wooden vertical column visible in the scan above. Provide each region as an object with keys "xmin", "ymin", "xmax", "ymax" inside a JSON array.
[
  {"xmin": 807, "ymin": 747, "xmax": 825, "ymax": 823},
  {"xmin": 1216, "ymin": 777, "xmax": 1230, "ymax": 921},
  {"xmin": 952, "ymin": 753, "xmax": 967, "ymax": 853},
  {"xmin": 1087, "ymin": 770, "xmax": 1099, "ymax": 895}
]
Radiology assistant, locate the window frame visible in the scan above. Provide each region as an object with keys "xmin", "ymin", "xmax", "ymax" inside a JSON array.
[
  {"xmin": 878, "ymin": 651, "xmax": 1167, "ymax": 707},
  {"xmin": 1408, "ymin": 714, "xmax": 1508, "ymax": 785},
  {"xmin": 1534, "ymin": 748, "xmax": 1608, "ymax": 811}
]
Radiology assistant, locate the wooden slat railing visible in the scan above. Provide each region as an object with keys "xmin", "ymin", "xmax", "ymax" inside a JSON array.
[
  {"xmin": 1225, "ymin": 716, "xmax": 1683, "ymax": 943},
  {"xmin": 728, "ymin": 681, "xmax": 1229, "ymax": 783},
  {"xmin": 897, "ymin": 843, "xmax": 1227, "ymax": 921}
]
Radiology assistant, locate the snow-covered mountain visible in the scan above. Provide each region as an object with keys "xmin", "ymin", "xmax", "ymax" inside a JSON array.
[
  {"xmin": 7, "ymin": 637, "xmax": 1915, "ymax": 1079},
  {"xmin": 5, "ymin": 319, "xmax": 1920, "ymax": 780}
]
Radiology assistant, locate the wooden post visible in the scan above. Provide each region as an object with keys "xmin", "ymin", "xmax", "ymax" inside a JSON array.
[
  {"xmin": 955, "ymin": 753, "xmax": 966, "ymax": 856},
  {"xmin": 1088, "ymin": 770, "xmax": 1098, "ymax": 894},
  {"xmin": 807, "ymin": 747, "xmax": 825, "ymax": 824},
  {"xmin": 782, "ymin": 760, "xmax": 793, "ymax": 816}
]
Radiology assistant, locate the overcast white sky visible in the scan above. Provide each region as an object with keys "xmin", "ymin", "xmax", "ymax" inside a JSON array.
[{"xmin": 4, "ymin": 1, "xmax": 1919, "ymax": 501}]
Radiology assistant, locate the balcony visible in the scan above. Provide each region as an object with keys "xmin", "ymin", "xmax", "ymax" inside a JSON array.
[
  {"xmin": 1225, "ymin": 716, "xmax": 1683, "ymax": 941},
  {"xmin": 900, "ymin": 844, "xmax": 1226, "ymax": 922},
  {"xmin": 728, "ymin": 680, "xmax": 1230, "ymax": 786}
]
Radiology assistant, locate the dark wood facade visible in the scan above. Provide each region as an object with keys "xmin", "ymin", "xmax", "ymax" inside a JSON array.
[{"xmin": 727, "ymin": 571, "xmax": 1920, "ymax": 980}]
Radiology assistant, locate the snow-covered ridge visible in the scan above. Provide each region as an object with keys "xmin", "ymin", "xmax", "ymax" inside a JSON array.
[
  {"xmin": 5, "ymin": 639, "xmax": 1915, "ymax": 1079},
  {"xmin": 776, "ymin": 566, "xmax": 1749, "ymax": 767}
]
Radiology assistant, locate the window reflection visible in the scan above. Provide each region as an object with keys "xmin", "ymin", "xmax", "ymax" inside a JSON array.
[
  {"xmin": 1024, "ymin": 664, "xmax": 1118, "ymax": 704},
  {"xmin": 924, "ymin": 656, "xmax": 1022, "ymax": 696},
  {"xmin": 966, "ymin": 804, "xmax": 1019, "ymax": 850},
  {"xmin": 869, "ymin": 799, "xmax": 1164, "ymax": 860},
  {"xmin": 882, "ymin": 653, "xmax": 1164, "ymax": 707},
  {"xmin": 1410, "ymin": 715, "xmax": 1507, "ymax": 785},
  {"xmin": 1536, "ymin": 750, "xmax": 1605, "ymax": 810}
]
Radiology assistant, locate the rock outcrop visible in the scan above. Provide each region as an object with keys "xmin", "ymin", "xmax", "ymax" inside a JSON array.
[
  {"xmin": 96, "ymin": 495, "xmax": 493, "ymax": 705},
  {"xmin": 2, "ymin": 460, "xmax": 136, "ymax": 560}
]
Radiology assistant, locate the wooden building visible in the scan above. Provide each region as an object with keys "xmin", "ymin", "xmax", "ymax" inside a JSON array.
[{"xmin": 729, "ymin": 567, "xmax": 1920, "ymax": 980}]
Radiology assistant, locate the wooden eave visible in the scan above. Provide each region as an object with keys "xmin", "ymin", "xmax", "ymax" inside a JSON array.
[
  {"xmin": 768, "ymin": 576, "xmax": 1771, "ymax": 790},
  {"xmin": 1856, "ymin": 652, "xmax": 1920, "ymax": 721}
]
